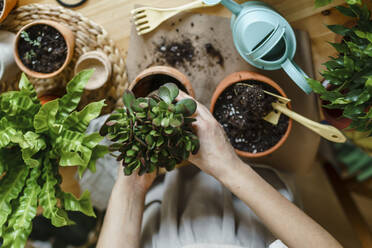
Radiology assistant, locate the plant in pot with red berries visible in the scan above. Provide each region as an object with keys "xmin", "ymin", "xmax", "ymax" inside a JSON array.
[
  {"xmin": 210, "ymin": 71, "xmax": 292, "ymax": 158},
  {"xmin": 14, "ymin": 20, "xmax": 75, "ymax": 79},
  {"xmin": 307, "ymin": 3, "xmax": 372, "ymax": 133}
]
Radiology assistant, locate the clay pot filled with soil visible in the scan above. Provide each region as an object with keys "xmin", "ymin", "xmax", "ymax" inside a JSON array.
[
  {"xmin": 14, "ymin": 20, "xmax": 75, "ymax": 79},
  {"xmin": 129, "ymin": 66, "xmax": 195, "ymax": 98},
  {"xmin": 210, "ymin": 71, "xmax": 292, "ymax": 158},
  {"xmin": 0, "ymin": 0, "xmax": 17, "ymax": 23}
]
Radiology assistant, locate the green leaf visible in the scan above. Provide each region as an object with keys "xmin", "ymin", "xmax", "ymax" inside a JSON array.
[
  {"xmin": 39, "ymin": 158, "xmax": 74, "ymax": 227},
  {"xmin": 62, "ymin": 191, "xmax": 96, "ymax": 217},
  {"xmin": 123, "ymin": 90, "xmax": 136, "ymax": 111},
  {"xmin": 19, "ymin": 73, "xmax": 38, "ymax": 102},
  {"xmin": 2, "ymin": 167, "xmax": 41, "ymax": 247},
  {"xmin": 33, "ymin": 99, "xmax": 60, "ymax": 134},
  {"xmin": 175, "ymin": 99, "xmax": 197, "ymax": 117},
  {"xmin": 346, "ymin": 0, "xmax": 361, "ymax": 5},
  {"xmin": 63, "ymin": 100, "xmax": 105, "ymax": 133},
  {"xmin": 335, "ymin": 6, "xmax": 357, "ymax": 17},
  {"xmin": 85, "ymin": 145, "xmax": 108, "ymax": 175},
  {"xmin": 158, "ymin": 85, "xmax": 172, "ymax": 104},
  {"xmin": 0, "ymin": 127, "xmax": 17, "ymax": 149},
  {"xmin": 355, "ymin": 90, "xmax": 370, "ymax": 105},
  {"xmin": 307, "ymin": 78, "xmax": 327, "ymax": 94},
  {"xmin": 354, "ymin": 30, "xmax": 372, "ymax": 43},
  {"xmin": 56, "ymin": 69, "xmax": 94, "ymax": 123},
  {"xmin": 161, "ymin": 118, "xmax": 170, "ymax": 127},
  {"xmin": 163, "ymin": 83, "xmax": 179, "ymax": 102},
  {"xmin": 344, "ymin": 56, "xmax": 354, "ymax": 72},
  {"xmin": 0, "ymin": 165, "xmax": 29, "ymax": 229},
  {"xmin": 13, "ymin": 131, "xmax": 47, "ymax": 168},
  {"xmin": 327, "ymin": 25, "xmax": 350, "ymax": 36},
  {"xmin": 314, "ymin": 0, "xmax": 332, "ymax": 8}
]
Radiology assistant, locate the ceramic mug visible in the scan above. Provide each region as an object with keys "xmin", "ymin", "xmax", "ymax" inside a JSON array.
[
  {"xmin": 0, "ymin": 31, "xmax": 19, "ymax": 83},
  {"xmin": 203, "ymin": 0, "xmax": 312, "ymax": 94}
]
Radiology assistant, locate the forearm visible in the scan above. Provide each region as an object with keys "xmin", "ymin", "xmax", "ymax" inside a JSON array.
[
  {"xmin": 216, "ymin": 160, "xmax": 341, "ymax": 248},
  {"xmin": 97, "ymin": 174, "xmax": 145, "ymax": 248}
]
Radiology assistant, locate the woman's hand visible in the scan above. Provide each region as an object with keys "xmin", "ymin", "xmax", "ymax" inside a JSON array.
[
  {"xmin": 116, "ymin": 164, "xmax": 157, "ymax": 195},
  {"xmin": 178, "ymin": 91, "xmax": 241, "ymax": 178}
]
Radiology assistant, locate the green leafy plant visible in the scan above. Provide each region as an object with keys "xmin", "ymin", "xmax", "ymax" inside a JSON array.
[
  {"xmin": 100, "ymin": 83, "xmax": 200, "ymax": 176},
  {"xmin": 308, "ymin": 4, "xmax": 372, "ymax": 133},
  {"xmin": 20, "ymin": 31, "xmax": 41, "ymax": 47},
  {"xmin": 314, "ymin": 0, "xmax": 361, "ymax": 8},
  {"xmin": 0, "ymin": 70, "xmax": 108, "ymax": 247}
]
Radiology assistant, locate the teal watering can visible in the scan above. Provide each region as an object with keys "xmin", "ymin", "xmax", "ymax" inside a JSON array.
[{"xmin": 203, "ymin": 0, "xmax": 312, "ymax": 94}]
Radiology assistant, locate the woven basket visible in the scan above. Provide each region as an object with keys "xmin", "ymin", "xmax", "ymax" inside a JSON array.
[{"xmin": 0, "ymin": 4, "xmax": 128, "ymax": 114}]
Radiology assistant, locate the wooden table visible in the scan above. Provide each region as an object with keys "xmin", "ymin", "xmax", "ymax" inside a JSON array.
[{"xmin": 17, "ymin": 0, "xmax": 365, "ymax": 82}]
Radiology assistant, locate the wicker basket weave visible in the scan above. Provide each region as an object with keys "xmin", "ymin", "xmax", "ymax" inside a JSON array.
[{"xmin": 0, "ymin": 4, "xmax": 128, "ymax": 113}]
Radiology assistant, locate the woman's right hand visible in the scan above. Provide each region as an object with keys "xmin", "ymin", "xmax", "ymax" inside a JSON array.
[{"xmin": 178, "ymin": 91, "xmax": 241, "ymax": 178}]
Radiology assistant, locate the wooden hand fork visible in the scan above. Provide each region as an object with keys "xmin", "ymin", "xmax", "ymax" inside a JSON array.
[
  {"xmin": 239, "ymin": 83, "xmax": 347, "ymax": 143},
  {"xmin": 131, "ymin": 0, "xmax": 212, "ymax": 36}
]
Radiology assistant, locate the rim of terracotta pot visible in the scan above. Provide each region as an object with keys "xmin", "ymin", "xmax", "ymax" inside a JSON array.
[
  {"xmin": 210, "ymin": 71, "xmax": 293, "ymax": 158},
  {"xmin": 14, "ymin": 20, "xmax": 75, "ymax": 79},
  {"xmin": 129, "ymin": 66, "xmax": 195, "ymax": 98},
  {"xmin": 0, "ymin": 0, "xmax": 17, "ymax": 23}
]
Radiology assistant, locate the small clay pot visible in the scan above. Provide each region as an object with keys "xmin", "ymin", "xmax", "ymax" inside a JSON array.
[
  {"xmin": 210, "ymin": 71, "xmax": 293, "ymax": 158},
  {"xmin": 0, "ymin": 0, "xmax": 17, "ymax": 23},
  {"xmin": 14, "ymin": 20, "xmax": 75, "ymax": 79},
  {"xmin": 74, "ymin": 51, "xmax": 112, "ymax": 90},
  {"xmin": 129, "ymin": 66, "xmax": 195, "ymax": 98}
]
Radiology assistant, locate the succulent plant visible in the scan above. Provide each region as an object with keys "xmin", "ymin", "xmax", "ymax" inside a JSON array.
[{"xmin": 100, "ymin": 83, "xmax": 200, "ymax": 176}]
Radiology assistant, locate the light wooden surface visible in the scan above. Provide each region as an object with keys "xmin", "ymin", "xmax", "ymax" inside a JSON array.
[{"xmin": 17, "ymin": 0, "xmax": 363, "ymax": 81}]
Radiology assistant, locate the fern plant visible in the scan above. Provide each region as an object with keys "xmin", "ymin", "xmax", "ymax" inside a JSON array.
[
  {"xmin": 308, "ymin": 4, "xmax": 372, "ymax": 132},
  {"xmin": 100, "ymin": 83, "xmax": 200, "ymax": 176},
  {"xmin": 0, "ymin": 70, "xmax": 108, "ymax": 247}
]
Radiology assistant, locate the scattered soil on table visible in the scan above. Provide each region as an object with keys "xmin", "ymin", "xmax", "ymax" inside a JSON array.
[
  {"xmin": 213, "ymin": 81, "xmax": 289, "ymax": 153},
  {"xmin": 0, "ymin": 0, "xmax": 3, "ymax": 14},
  {"xmin": 205, "ymin": 43, "xmax": 224, "ymax": 66},
  {"xmin": 132, "ymin": 74, "xmax": 188, "ymax": 97},
  {"xmin": 155, "ymin": 37, "xmax": 225, "ymax": 70},
  {"xmin": 157, "ymin": 39, "xmax": 195, "ymax": 67},
  {"xmin": 18, "ymin": 24, "xmax": 67, "ymax": 73}
]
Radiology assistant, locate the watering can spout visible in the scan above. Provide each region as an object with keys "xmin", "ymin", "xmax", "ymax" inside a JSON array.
[{"xmin": 221, "ymin": 0, "xmax": 243, "ymax": 15}]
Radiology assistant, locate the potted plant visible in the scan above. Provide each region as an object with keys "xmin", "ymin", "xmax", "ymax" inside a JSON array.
[
  {"xmin": 307, "ymin": 3, "xmax": 372, "ymax": 133},
  {"xmin": 100, "ymin": 83, "xmax": 200, "ymax": 175},
  {"xmin": 129, "ymin": 66, "xmax": 195, "ymax": 98},
  {"xmin": 0, "ymin": 0, "xmax": 17, "ymax": 23},
  {"xmin": 210, "ymin": 71, "xmax": 292, "ymax": 158},
  {"xmin": 0, "ymin": 69, "xmax": 108, "ymax": 246},
  {"xmin": 14, "ymin": 20, "xmax": 75, "ymax": 79}
]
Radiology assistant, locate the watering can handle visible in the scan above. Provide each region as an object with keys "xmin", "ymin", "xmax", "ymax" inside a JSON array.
[
  {"xmin": 202, "ymin": 0, "xmax": 242, "ymax": 15},
  {"xmin": 281, "ymin": 59, "xmax": 312, "ymax": 94},
  {"xmin": 247, "ymin": 25, "xmax": 286, "ymax": 61}
]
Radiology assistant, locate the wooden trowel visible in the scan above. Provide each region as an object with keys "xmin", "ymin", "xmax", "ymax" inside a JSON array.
[{"xmin": 242, "ymin": 84, "xmax": 347, "ymax": 143}]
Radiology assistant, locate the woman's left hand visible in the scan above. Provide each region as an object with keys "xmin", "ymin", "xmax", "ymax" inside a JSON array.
[{"xmin": 116, "ymin": 164, "xmax": 157, "ymax": 195}]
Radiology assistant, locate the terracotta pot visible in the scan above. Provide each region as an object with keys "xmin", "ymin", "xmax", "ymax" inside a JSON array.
[
  {"xmin": 0, "ymin": 31, "xmax": 19, "ymax": 83},
  {"xmin": 210, "ymin": 71, "xmax": 293, "ymax": 158},
  {"xmin": 38, "ymin": 95, "xmax": 59, "ymax": 105},
  {"xmin": 0, "ymin": 0, "xmax": 17, "ymax": 23},
  {"xmin": 14, "ymin": 20, "xmax": 75, "ymax": 79},
  {"xmin": 129, "ymin": 66, "xmax": 195, "ymax": 98}
]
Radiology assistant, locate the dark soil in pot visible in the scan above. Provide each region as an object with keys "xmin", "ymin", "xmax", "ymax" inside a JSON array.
[
  {"xmin": 132, "ymin": 74, "xmax": 188, "ymax": 97},
  {"xmin": 0, "ymin": 0, "xmax": 4, "ymax": 14},
  {"xmin": 213, "ymin": 81, "xmax": 289, "ymax": 154},
  {"xmin": 18, "ymin": 24, "xmax": 67, "ymax": 73}
]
